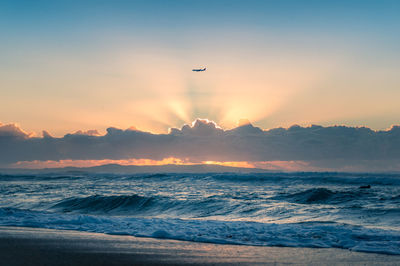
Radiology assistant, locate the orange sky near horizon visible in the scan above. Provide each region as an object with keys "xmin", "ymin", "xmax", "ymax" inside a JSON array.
[{"xmin": 11, "ymin": 157, "xmax": 323, "ymax": 172}]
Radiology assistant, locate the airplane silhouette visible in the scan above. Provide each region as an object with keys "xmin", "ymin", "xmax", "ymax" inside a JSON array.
[{"xmin": 192, "ymin": 67, "xmax": 206, "ymax": 72}]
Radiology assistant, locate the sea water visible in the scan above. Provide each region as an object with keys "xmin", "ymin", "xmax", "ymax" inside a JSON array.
[{"xmin": 1, "ymin": 172, "xmax": 400, "ymax": 254}]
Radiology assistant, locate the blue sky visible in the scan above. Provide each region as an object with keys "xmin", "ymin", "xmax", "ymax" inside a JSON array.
[{"xmin": 1, "ymin": 0, "xmax": 400, "ymax": 136}]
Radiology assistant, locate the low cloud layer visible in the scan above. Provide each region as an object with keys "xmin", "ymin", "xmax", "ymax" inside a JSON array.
[{"xmin": 1, "ymin": 119, "xmax": 400, "ymax": 171}]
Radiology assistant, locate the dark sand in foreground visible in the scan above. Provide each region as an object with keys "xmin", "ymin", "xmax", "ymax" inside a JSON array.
[{"xmin": 0, "ymin": 226, "xmax": 399, "ymax": 265}]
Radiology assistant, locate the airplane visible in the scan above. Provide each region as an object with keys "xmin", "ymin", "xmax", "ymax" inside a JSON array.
[{"xmin": 192, "ymin": 67, "xmax": 206, "ymax": 72}]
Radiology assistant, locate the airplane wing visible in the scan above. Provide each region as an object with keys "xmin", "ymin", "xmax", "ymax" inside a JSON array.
[{"xmin": 192, "ymin": 68, "xmax": 206, "ymax": 72}]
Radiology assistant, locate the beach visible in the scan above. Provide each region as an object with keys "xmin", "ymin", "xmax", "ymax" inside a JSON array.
[{"xmin": 0, "ymin": 226, "xmax": 399, "ymax": 266}]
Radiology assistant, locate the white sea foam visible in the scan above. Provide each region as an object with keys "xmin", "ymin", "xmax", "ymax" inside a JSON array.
[{"xmin": 1, "ymin": 207, "xmax": 400, "ymax": 255}]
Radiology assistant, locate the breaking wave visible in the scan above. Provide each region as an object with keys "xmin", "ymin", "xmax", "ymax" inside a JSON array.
[
  {"xmin": 50, "ymin": 194, "xmax": 232, "ymax": 217},
  {"xmin": 1, "ymin": 207, "xmax": 400, "ymax": 255},
  {"xmin": 273, "ymin": 188, "xmax": 373, "ymax": 204}
]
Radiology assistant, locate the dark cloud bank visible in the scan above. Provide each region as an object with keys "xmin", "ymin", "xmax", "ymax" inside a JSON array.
[{"xmin": 1, "ymin": 119, "xmax": 400, "ymax": 171}]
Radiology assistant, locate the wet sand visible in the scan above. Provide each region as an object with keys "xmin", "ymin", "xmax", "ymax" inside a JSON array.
[{"xmin": 0, "ymin": 226, "xmax": 399, "ymax": 265}]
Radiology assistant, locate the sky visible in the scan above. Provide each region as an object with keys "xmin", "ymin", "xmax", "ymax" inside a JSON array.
[{"xmin": 1, "ymin": 1, "xmax": 400, "ymax": 170}]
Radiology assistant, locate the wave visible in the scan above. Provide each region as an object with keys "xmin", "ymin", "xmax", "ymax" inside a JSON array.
[
  {"xmin": 2, "ymin": 170, "xmax": 396, "ymax": 190},
  {"xmin": 50, "ymin": 194, "xmax": 233, "ymax": 217},
  {"xmin": 272, "ymin": 188, "xmax": 374, "ymax": 204},
  {"xmin": 209, "ymin": 172, "xmax": 400, "ymax": 186},
  {"xmin": 1, "ymin": 207, "xmax": 400, "ymax": 255},
  {"xmin": 52, "ymin": 194, "xmax": 159, "ymax": 214},
  {"xmin": 271, "ymin": 188, "xmax": 382, "ymax": 204},
  {"xmin": 391, "ymin": 195, "xmax": 400, "ymax": 201},
  {"xmin": 0, "ymin": 174, "xmax": 84, "ymax": 181},
  {"xmin": 271, "ymin": 188, "xmax": 400, "ymax": 204}
]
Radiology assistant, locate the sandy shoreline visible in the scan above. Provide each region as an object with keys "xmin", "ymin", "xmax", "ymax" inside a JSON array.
[{"xmin": 0, "ymin": 226, "xmax": 399, "ymax": 265}]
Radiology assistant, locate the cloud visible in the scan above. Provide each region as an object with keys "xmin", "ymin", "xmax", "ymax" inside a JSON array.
[
  {"xmin": 1, "ymin": 119, "xmax": 400, "ymax": 171},
  {"xmin": 169, "ymin": 119, "xmax": 223, "ymax": 136},
  {"xmin": 70, "ymin": 129, "xmax": 101, "ymax": 136},
  {"xmin": 42, "ymin": 130, "xmax": 53, "ymax": 138},
  {"xmin": 0, "ymin": 123, "xmax": 34, "ymax": 138}
]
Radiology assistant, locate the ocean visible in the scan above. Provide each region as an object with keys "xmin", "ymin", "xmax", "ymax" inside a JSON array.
[{"xmin": 1, "ymin": 172, "xmax": 400, "ymax": 255}]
